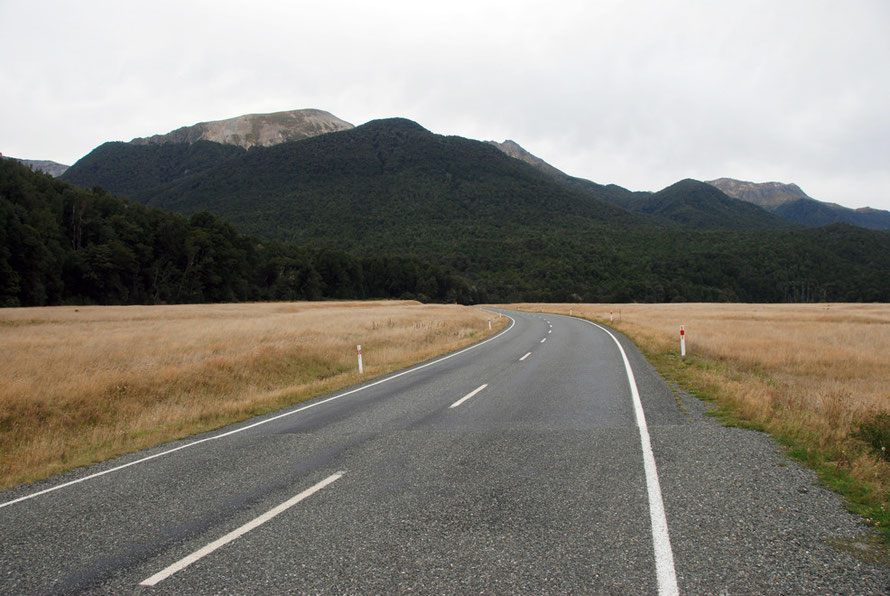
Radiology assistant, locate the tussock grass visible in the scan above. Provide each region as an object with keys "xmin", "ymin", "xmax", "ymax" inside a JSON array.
[
  {"xmin": 503, "ymin": 303, "xmax": 890, "ymax": 538},
  {"xmin": 0, "ymin": 301, "xmax": 503, "ymax": 490}
]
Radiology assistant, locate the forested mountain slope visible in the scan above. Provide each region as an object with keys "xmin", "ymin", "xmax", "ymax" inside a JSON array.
[
  {"xmin": 0, "ymin": 158, "xmax": 472, "ymax": 306},
  {"xmin": 61, "ymin": 141, "xmax": 247, "ymax": 200},
  {"xmin": 43, "ymin": 119, "xmax": 890, "ymax": 303}
]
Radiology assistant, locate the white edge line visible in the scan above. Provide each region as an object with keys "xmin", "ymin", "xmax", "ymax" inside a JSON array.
[
  {"xmin": 577, "ymin": 316, "xmax": 679, "ymax": 596},
  {"xmin": 519, "ymin": 352, "xmax": 531, "ymax": 361},
  {"xmin": 1, "ymin": 313, "xmax": 516, "ymax": 510},
  {"xmin": 140, "ymin": 471, "xmax": 345, "ymax": 586},
  {"xmin": 449, "ymin": 384, "xmax": 488, "ymax": 409}
]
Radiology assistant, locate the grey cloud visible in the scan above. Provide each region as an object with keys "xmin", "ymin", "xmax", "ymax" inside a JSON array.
[{"xmin": 1, "ymin": 0, "xmax": 887, "ymax": 209}]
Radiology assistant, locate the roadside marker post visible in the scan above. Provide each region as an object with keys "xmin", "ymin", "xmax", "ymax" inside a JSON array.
[
  {"xmin": 610, "ymin": 311, "xmax": 613, "ymax": 323},
  {"xmin": 680, "ymin": 326, "xmax": 686, "ymax": 357},
  {"xmin": 357, "ymin": 345, "xmax": 364, "ymax": 374},
  {"xmin": 488, "ymin": 319, "xmax": 492, "ymax": 330}
]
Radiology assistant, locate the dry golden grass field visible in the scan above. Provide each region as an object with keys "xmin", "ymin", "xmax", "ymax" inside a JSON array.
[
  {"xmin": 0, "ymin": 301, "xmax": 504, "ymax": 490},
  {"xmin": 505, "ymin": 302, "xmax": 890, "ymax": 533}
]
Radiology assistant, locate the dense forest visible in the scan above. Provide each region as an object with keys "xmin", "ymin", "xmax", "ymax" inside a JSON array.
[
  {"xmin": 59, "ymin": 118, "xmax": 890, "ymax": 304},
  {"xmin": 8, "ymin": 117, "xmax": 890, "ymax": 306},
  {"xmin": 61, "ymin": 140, "xmax": 247, "ymax": 201},
  {"xmin": 0, "ymin": 158, "xmax": 474, "ymax": 306}
]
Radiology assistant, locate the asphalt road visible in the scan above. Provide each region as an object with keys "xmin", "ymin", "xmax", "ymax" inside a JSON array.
[{"xmin": 1, "ymin": 309, "xmax": 886, "ymax": 594}]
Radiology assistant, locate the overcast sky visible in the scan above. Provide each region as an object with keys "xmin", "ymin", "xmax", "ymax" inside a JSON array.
[{"xmin": 2, "ymin": 0, "xmax": 889, "ymax": 210}]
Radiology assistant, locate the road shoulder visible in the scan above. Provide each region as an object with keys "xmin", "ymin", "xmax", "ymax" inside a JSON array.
[{"xmin": 656, "ymin": 384, "xmax": 889, "ymax": 594}]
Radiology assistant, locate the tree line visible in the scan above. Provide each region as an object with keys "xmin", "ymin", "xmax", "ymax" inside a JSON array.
[{"xmin": 0, "ymin": 158, "xmax": 474, "ymax": 307}]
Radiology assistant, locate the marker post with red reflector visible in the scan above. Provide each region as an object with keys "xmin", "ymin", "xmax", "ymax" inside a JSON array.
[{"xmin": 680, "ymin": 326, "xmax": 686, "ymax": 357}]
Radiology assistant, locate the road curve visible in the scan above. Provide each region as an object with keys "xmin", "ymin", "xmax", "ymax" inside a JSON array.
[{"xmin": 0, "ymin": 309, "xmax": 886, "ymax": 594}]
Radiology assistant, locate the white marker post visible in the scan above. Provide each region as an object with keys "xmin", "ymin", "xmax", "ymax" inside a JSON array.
[
  {"xmin": 679, "ymin": 326, "xmax": 686, "ymax": 357},
  {"xmin": 488, "ymin": 319, "xmax": 492, "ymax": 330},
  {"xmin": 357, "ymin": 345, "xmax": 364, "ymax": 374},
  {"xmin": 610, "ymin": 311, "xmax": 613, "ymax": 323}
]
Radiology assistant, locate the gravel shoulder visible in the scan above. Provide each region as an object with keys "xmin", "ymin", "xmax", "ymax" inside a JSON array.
[{"xmin": 655, "ymin": 382, "xmax": 889, "ymax": 594}]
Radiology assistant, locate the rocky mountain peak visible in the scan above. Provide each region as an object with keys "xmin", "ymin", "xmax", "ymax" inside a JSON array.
[
  {"xmin": 129, "ymin": 108, "xmax": 354, "ymax": 149},
  {"xmin": 705, "ymin": 178, "xmax": 810, "ymax": 209}
]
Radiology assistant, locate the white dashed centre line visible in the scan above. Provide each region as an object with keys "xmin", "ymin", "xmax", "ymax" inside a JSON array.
[
  {"xmin": 449, "ymin": 384, "xmax": 488, "ymax": 409},
  {"xmin": 140, "ymin": 471, "xmax": 345, "ymax": 587},
  {"xmin": 540, "ymin": 338, "xmax": 547, "ymax": 343},
  {"xmin": 519, "ymin": 352, "xmax": 531, "ymax": 361}
]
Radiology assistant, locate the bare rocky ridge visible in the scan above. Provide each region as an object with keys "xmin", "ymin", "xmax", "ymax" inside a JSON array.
[
  {"xmin": 485, "ymin": 140, "xmax": 568, "ymax": 180},
  {"xmin": 706, "ymin": 177, "xmax": 812, "ymax": 209},
  {"xmin": 2, "ymin": 156, "xmax": 69, "ymax": 177},
  {"xmin": 130, "ymin": 109, "xmax": 354, "ymax": 149}
]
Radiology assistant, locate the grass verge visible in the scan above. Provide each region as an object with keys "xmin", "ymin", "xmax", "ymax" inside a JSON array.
[{"xmin": 647, "ymin": 347, "xmax": 890, "ymax": 548}]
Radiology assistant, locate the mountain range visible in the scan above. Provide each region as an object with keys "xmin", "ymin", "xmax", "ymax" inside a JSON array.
[
  {"xmin": 41, "ymin": 110, "xmax": 889, "ymax": 304},
  {"xmin": 58, "ymin": 109, "xmax": 806, "ymax": 231},
  {"xmin": 24, "ymin": 108, "xmax": 890, "ymax": 231},
  {"xmin": 482, "ymin": 141, "xmax": 890, "ymax": 231}
]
